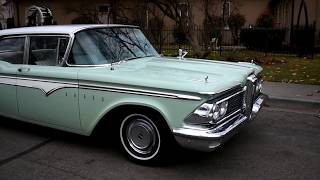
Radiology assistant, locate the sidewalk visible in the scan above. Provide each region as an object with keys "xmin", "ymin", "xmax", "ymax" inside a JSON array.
[
  {"xmin": 263, "ymin": 82, "xmax": 320, "ymax": 104},
  {"xmin": 262, "ymin": 81, "xmax": 320, "ymax": 114}
]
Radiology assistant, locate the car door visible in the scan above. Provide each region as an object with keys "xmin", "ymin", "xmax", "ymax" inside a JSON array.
[
  {"xmin": 0, "ymin": 36, "xmax": 26, "ymax": 118},
  {"xmin": 16, "ymin": 35, "xmax": 81, "ymax": 130}
]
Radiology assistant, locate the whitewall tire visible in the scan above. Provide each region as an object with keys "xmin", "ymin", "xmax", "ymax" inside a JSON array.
[{"xmin": 120, "ymin": 113, "xmax": 163, "ymax": 162}]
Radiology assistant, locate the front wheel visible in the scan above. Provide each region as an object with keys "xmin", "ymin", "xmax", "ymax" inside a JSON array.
[{"xmin": 120, "ymin": 113, "xmax": 168, "ymax": 163}]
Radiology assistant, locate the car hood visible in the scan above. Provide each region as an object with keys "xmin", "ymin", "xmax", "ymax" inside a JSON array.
[{"xmin": 77, "ymin": 57, "xmax": 262, "ymax": 96}]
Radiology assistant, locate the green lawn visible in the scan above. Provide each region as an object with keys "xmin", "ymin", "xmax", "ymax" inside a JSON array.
[{"xmin": 162, "ymin": 50, "xmax": 320, "ymax": 85}]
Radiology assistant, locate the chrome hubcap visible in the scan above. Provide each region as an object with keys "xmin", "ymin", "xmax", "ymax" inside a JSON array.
[{"xmin": 126, "ymin": 119, "xmax": 156, "ymax": 154}]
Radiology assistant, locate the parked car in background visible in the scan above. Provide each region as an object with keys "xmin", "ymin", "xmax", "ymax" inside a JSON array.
[{"xmin": 0, "ymin": 25, "xmax": 265, "ymax": 163}]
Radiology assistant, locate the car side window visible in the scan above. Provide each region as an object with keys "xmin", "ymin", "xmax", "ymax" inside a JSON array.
[
  {"xmin": 29, "ymin": 36, "xmax": 69, "ymax": 66},
  {"xmin": 0, "ymin": 37, "xmax": 25, "ymax": 64}
]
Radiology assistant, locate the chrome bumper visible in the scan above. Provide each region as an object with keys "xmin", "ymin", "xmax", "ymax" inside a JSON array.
[{"xmin": 173, "ymin": 94, "xmax": 265, "ymax": 152}]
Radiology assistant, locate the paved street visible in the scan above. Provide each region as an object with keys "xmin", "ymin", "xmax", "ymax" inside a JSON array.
[{"xmin": 0, "ymin": 106, "xmax": 319, "ymax": 180}]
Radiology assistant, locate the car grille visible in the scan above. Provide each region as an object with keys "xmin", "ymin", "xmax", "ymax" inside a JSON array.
[
  {"xmin": 226, "ymin": 91, "xmax": 244, "ymax": 115},
  {"xmin": 244, "ymin": 74, "xmax": 258, "ymax": 115}
]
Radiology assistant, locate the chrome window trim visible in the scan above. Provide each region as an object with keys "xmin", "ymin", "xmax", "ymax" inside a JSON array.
[
  {"xmin": 63, "ymin": 33, "xmax": 74, "ymax": 67},
  {"xmin": 26, "ymin": 34, "xmax": 71, "ymax": 66},
  {"xmin": 23, "ymin": 36, "xmax": 29, "ymax": 64},
  {"xmin": 0, "ymin": 35, "xmax": 27, "ymax": 40},
  {"xmin": 56, "ymin": 38, "xmax": 61, "ymax": 64},
  {"xmin": 63, "ymin": 33, "xmax": 111, "ymax": 67},
  {"xmin": 64, "ymin": 26, "xmax": 157, "ymax": 67},
  {"xmin": 27, "ymin": 34, "xmax": 70, "ymax": 37}
]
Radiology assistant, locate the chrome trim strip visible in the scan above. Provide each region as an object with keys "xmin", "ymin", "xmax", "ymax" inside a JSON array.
[
  {"xmin": 0, "ymin": 74, "xmax": 201, "ymax": 100},
  {"xmin": 0, "ymin": 35, "xmax": 27, "ymax": 39},
  {"xmin": 173, "ymin": 115, "xmax": 245, "ymax": 139},
  {"xmin": 0, "ymin": 75, "xmax": 16, "ymax": 86},
  {"xmin": 16, "ymin": 76, "xmax": 78, "ymax": 85},
  {"xmin": 215, "ymin": 88, "xmax": 245, "ymax": 105},
  {"xmin": 17, "ymin": 78, "xmax": 78, "ymax": 96},
  {"xmin": 63, "ymin": 33, "xmax": 75, "ymax": 66},
  {"xmin": 173, "ymin": 94, "xmax": 265, "ymax": 142},
  {"xmin": 79, "ymin": 83, "xmax": 202, "ymax": 101},
  {"xmin": 199, "ymin": 83, "xmax": 242, "ymax": 95},
  {"xmin": 24, "ymin": 36, "xmax": 29, "ymax": 64},
  {"xmin": 215, "ymin": 109, "xmax": 242, "ymax": 125},
  {"xmin": 0, "ymin": 75, "xmax": 78, "ymax": 96}
]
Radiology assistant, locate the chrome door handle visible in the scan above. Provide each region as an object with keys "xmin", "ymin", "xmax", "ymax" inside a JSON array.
[{"xmin": 18, "ymin": 67, "xmax": 30, "ymax": 72}]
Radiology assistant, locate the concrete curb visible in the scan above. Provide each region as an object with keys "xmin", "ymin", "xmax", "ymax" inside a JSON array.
[
  {"xmin": 262, "ymin": 81, "xmax": 320, "ymax": 112},
  {"xmin": 265, "ymin": 95, "xmax": 320, "ymax": 113},
  {"xmin": 267, "ymin": 95, "xmax": 320, "ymax": 105}
]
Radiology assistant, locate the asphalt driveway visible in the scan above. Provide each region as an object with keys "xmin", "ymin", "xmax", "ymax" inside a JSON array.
[{"xmin": 0, "ymin": 108, "xmax": 319, "ymax": 180}]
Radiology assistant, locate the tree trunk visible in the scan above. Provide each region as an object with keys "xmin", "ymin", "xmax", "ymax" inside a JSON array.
[
  {"xmin": 184, "ymin": 27, "xmax": 210, "ymax": 58},
  {"xmin": 149, "ymin": 0, "xmax": 211, "ymax": 59}
]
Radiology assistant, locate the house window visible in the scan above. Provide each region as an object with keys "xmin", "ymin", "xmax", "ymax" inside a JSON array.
[{"xmin": 96, "ymin": 4, "xmax": 111, "ymax": 24}]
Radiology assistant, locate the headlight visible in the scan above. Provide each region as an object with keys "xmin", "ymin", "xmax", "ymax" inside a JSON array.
[
  {"xmin": 194, "ymin": 103, "xmax": 214, "ymax": 118},
  {"xmin": 219, "ymin": 101, "xmax": 228, "ymax": 117},
  {"xmin": 187, "ymin": 100, "xmax": 229, "ymax": 125},
  {"xmin": 255, "ymin": 79, "xmax": 263, "ymax": 93}
]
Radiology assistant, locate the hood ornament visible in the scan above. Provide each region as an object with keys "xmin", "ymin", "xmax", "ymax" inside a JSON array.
[
  {"xmin": 178, "ymin": 49, "xmax": 188, "ymax": 59},
  {"xmin": 205, "ymin": 75, "xmax": 209, "ymax": 83}
]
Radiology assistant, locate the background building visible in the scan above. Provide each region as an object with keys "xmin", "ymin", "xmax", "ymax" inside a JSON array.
[{"xmin": 0, "ymin": 0, "xmax": 319, "ymax": 50}]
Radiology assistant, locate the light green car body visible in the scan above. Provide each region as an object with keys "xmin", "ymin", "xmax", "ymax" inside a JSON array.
[
  {"xmin": 0, "ymin": 56, "xmax": 261, "ymax": 133},
  {"xmin": 0, "ymin": 25, "xmax": 263, "ymax": 153}
]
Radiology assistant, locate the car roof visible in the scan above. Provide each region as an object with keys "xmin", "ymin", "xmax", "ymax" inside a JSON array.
[{"xmin": 0, "ymin": 24, "xmax": 138, "ymax": 36}]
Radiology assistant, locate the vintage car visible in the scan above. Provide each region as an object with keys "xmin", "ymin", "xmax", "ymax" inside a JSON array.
[{"xmin": 0, "ymin": 25, "xmax": 264, "ymax": 163}]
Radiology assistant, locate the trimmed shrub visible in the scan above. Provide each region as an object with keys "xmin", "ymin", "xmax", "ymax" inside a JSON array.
[
  {"xmin": 227, "ymin": 13, "xmax": 246, "ymax": 44},
  {"xmin": 240, "ymin": 28, "xmax": 286, "ymax": 51},
  {"xmin": 173, "ymin": 25, "xmax": 187, "ymax": 44},
  {"xmin": 203, "ymin": 15, "xmax": 223, "ymax": 45}
]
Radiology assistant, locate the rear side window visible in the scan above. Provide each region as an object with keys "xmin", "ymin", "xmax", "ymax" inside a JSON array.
[
  {"xmin": 29, "ymin": 36, "xmax": 69, "ymax": 66},
  {"xmin": 0, "ymin": 37, "xmax": 25, "ymax": 64}
]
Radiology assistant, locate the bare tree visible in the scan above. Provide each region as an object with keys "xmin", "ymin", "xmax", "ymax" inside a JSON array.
[
  {"xmin": 149, "ymin": 0, "xmax": 211, "ymax": 58},
  {"xmin": 67, "ymin": 1, "xmax": 129, "ymax": 24},
  {"xmin": 0, "ymin": 1, "xmax": 7, "ymax": 29}
]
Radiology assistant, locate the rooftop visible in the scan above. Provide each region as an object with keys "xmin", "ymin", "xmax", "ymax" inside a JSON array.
[{"xmin": 0, "ymin": 24, "xmax": 138, "ymax": 36}]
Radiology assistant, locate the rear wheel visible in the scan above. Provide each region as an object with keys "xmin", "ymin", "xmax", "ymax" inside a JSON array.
[{"xmin": 120, "ymin": 112, "xmax": 168, "ymax": 163}]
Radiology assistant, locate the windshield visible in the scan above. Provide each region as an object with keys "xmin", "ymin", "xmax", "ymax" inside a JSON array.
[{"xmin": 68, "ymin": 27, "xmax": 159, "ymax": 65}]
